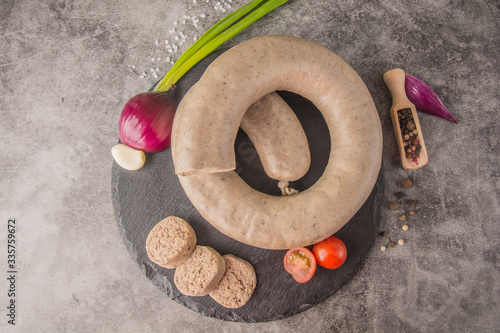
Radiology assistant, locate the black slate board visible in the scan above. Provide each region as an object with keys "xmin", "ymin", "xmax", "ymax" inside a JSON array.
[{"xmin": 111, "ymin": 51, "xmax": 384, "ymax": 322}]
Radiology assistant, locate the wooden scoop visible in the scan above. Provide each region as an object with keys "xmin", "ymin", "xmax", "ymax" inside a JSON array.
[{"xmin": 384, "ymin": 68, "xmax": 428, "ymax": 170}]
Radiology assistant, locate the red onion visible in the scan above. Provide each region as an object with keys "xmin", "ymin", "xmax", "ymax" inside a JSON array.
[
  {"xmin": 405, "ymin": 74, "xmax": 458, "ymax": 123},
  {"xmin": 119, "ymin": 86, "xmax": 177, "ymax": 153}
]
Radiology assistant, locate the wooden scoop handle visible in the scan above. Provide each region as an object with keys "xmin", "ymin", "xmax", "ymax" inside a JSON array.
[{"xmin": 383, "ymin": 68, "xmax": 411, "ymax": 109}]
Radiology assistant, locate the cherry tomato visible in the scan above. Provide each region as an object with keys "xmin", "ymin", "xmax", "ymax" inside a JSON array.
[
  {"xmin": 312, "ymin": 236, "xmax": 347, "ymax": 269},
  {"xmin": 283, "ymin": 247, "xmax": 316, "ymax": 283}
]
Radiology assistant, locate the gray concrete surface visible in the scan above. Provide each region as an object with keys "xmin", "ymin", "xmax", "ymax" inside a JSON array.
[{"xmin": 1, "ymin": 0, "xmax": 499, "ymax": 332}]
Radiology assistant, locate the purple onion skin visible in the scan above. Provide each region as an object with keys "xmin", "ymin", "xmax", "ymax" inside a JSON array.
[
  {"xmin": 119, "ymin": 87, "xmax": 177, "ymax": 153},
  {"xmin": 405, "ymin": 74, "xmax": 458, "ymax": 123}
]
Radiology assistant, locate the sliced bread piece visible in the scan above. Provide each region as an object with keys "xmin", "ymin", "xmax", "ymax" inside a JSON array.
[
  {"xmin": 146, "ymin": 216, "xmax": 197, "ymax": 269},
  {"xmin": 209, "ymin": 254, "xmax": 257, "ymax": 308},
  {"xmin": 174, "ymin": 246, "xmax": 226, "ymax": 296}
]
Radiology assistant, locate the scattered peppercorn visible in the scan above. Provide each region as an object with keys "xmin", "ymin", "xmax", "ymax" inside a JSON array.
[
  {"xmin": 402, "ymin": 178, "xmax": 413, "ymax": 188},
  {"xmin": 388, "ymin": 242, "xmax": 395, "ymax": 248},
  {"xmin": 402, "ymin": 225, "xmax": 409, "ymax": 231},
  {"xmin": 409, "ymin": 210, "xmax": 416, "ymax": 216},
  {"xmin": 390, "ymin": 203, "xmax": 399, "ymax": 210},
  {"xmin": 394, "ymin": 192, "xmax": 405, "ymax": 200},
  {"xmin": 409, "ymin": 200, "xmax": 417, "ymax": 208},
  {"xmin": 399, "ymin": 214, "xmax": 406, "ymax": 221},
  {"xmin": 379, "ymin": 231, "xmax": 388, "ymax": 237}
]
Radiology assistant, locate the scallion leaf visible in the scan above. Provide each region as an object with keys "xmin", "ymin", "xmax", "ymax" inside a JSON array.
[
  {"xmin": 156, "ymin": 0, "xmax": 268, "ymax": 90},
  {"xmin": 154, "ymin": 0, "xmax": 289, "ymax": 92}
]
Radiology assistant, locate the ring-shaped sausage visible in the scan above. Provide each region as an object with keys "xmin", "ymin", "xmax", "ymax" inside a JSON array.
[{"xmin": 171, "ymin": 35, "xmax": 382, "ymax": 250}]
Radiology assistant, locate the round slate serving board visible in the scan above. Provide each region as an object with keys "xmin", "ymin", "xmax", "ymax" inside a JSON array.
[{"xmin": 111, "ymin": 51, "xmax": 384, "ymax": 322}]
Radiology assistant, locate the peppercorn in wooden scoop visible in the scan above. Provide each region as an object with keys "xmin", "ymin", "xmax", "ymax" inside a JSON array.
[{"xmin": 384, "ymin": 68, "xmax": 428, "ymax": 170}]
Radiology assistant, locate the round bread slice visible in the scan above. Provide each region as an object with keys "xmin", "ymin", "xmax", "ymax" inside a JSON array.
[
  {"xmin": 209, "ymin": 254, "xmax": 257, "ymax": 308},
  {"xmin": 174, "ymin": 246, "xmax": 226, "ymax": 296},
  {"xmin": 145, "ymin": 216, "xmax": 197, "ymax": 269}
]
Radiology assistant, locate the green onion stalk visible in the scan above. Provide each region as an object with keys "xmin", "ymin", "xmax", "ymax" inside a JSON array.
[{"xmin": 154, "ymin": 0, "xmax": 289, "ymax": 91}]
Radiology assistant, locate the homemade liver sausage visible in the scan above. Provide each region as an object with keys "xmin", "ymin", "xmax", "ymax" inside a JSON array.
[
  {"xmin": 209, "ymin": 254, "xmax": 257, "ymax": 308},
  {"xmin": 240, "ymin": 92, "xmax": 310, "ymax": 182},
  {"xmin": 145, "ymin": 216, "xmax": 196, "ymax": 269},
  {"xmin": 171, "ymin": 35, "xmax": 382, "ymax": 250},
  {"xmin": 174, "ymin": 245, "xmax": 226, "ymax": 296}
]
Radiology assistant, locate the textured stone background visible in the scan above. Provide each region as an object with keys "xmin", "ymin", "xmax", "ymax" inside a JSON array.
[{"xmin": 0, "ymin": 0, "xmax": 499, "ymax": 332}]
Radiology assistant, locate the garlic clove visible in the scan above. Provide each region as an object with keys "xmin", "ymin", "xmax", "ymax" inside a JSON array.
[{"xmin": 112, "ymin": 144, "xmax": 146, "ymax": 171}]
